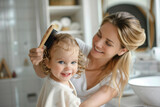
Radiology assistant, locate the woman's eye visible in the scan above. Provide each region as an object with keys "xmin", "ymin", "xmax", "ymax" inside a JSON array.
[
  {"xmin": 58, "ymin": 61, "xmax": 65, "ymax": 64},
  {"xmin": 105, "ymin": 41, "xmax": 112, "ymax": 46},
  {"xmin": 71, "ymin": 61, "xmax": 77, "ymax": 64},
  {"xmin": 97, "ymin": 33, "xmax": 101, "ymax": 38}
]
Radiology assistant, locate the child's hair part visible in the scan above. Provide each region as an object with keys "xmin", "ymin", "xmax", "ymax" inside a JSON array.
[{"xmin": 40, "ymin": 33, "xmax": 86, "ymax": 77}]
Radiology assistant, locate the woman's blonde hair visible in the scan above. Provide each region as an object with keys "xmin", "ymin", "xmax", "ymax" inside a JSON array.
[
  {"xmin": 40, "ymin": 33, "xmax": 86, "ymax": 77},
  {"xmin": 100, "ymin": 12, "xmax": 146, "ymax": 105}
]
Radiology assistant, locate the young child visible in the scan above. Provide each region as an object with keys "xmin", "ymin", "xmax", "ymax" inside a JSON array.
[{"xmin": 36, "ymin": 33, "xmax": 86, "ymax": 107}]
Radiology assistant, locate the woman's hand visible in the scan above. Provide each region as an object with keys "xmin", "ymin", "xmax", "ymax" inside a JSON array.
[
  {"xmin": 28, "ymin": 48, "xmax": 46, "ymax": 78},
  {"xmin": 29, "ymin": 48, "xmax": 44, "ymax": 65}
]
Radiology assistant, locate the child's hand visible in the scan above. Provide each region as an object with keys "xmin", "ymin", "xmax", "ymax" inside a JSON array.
[{"xmin": 28, "ymin": 48, "xmax": 44, "ymax": 65}]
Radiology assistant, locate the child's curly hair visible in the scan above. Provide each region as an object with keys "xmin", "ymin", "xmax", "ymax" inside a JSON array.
[{"xmin": 40, "ymin": 33, "xmax": 86, "ymax": 78}]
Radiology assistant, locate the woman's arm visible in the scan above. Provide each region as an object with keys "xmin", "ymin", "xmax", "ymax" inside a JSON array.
[
  {"xmin": 33, "ymin": 64, "xmax": 46, "ymax": 78},
  {"xmin": 28, "ymin": 48, "xmax": 46, "ymax": 78},
  {"xmin": 79, "ymin": 85, "xmax": 118, "ymax": 107}
]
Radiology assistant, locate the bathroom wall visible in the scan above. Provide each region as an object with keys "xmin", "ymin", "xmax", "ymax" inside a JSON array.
[
  {"xmin": 0, "ymin": 0, "xmax": 42, "ymax": 107},
  {"xmin": 0, "ymin": 0, "xmax": 39, "ymax": 71}
]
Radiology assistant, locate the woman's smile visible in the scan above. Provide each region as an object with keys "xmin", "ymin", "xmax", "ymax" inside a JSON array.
[{"xmin": 94, "ymin": 46, "xmax": 104, "ymax": 53}]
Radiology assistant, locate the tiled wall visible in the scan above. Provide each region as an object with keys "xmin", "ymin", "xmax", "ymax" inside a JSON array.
[
  {"xmin": 0, "ymin": 0, "xmax": 42, "ymax": 107},
  {"xmin": 0, "ymin": 0, "xmax": 38, "ymax": 72}
]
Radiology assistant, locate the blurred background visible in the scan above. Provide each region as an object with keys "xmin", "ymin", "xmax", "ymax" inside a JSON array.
[{"xmin": 0, "ymin": 0, "xmax": 160, "ymax": 107}]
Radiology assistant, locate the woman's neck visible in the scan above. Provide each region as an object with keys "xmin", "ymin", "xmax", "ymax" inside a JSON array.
[{"xmin": 87, "ymin": 53, "xmax": 109, "ymax": 71}]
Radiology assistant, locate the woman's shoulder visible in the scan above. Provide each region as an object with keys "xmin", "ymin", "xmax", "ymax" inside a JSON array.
[
  {"xmin": 75, "ymin": 38, "xmax": 91, "ymax": 56},
  {"xmin": 99, "ymin": 70, "xmax": 122, "ymax": 91},
  {"xmin": 101, "ymin": 70, "xmax": 121, "ymax": 82}
]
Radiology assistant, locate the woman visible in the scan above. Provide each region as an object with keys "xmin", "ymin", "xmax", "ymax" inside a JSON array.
[{"xmin": 29, "ymin": 12, "xmax": 146, "ymax": 107}]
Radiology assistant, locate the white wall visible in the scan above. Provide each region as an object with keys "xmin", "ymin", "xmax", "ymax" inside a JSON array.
[
  {"xmin": 155, "ymin": 0, "xmax": 160, "ymax": 47},
  {"xmin": 82, "ymin": 0, "xmax": 102, "ymax": 46},
  {"xmin": 0, "ymin": 1, "xmax": 42, "ymax": 107},
  {"xmin": 0, "ymin": 0, "xmax": 38, "ymax": 71}
]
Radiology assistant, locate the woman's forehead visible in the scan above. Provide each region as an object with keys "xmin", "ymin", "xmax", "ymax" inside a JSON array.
[
  {"xmin": 100, "ymin": 23, "xmax": 118, "ymax": 39},
  {"xmin": 100, "ymin": 22, "xmax": 122, "ymax": 47}
]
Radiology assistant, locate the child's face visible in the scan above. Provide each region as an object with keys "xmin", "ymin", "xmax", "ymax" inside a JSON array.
[{"xmin": 47, "ymin": 46, "xmax": 79, "ymax": 84}]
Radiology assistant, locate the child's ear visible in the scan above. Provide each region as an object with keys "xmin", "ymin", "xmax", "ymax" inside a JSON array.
[
  {"xmin": 118, "ymin": 48, "xmax": 128, "ymax": 56},
  {"xmin": 45, "ymin": 58, "xmax": 51, "ymax": 68}
]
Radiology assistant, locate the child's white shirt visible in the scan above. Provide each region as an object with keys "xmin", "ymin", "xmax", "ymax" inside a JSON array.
[{"xmin": 37, "ymin": 76, "xmax": 80, "ymax": 107}]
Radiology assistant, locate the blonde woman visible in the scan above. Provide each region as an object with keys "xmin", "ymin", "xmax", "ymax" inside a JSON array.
[{"xmin": 29, "ymin": 12, "xmax": 146, "ymax": 107}]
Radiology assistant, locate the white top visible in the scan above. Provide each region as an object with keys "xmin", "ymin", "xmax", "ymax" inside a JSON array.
[
  {"xmin": 71, "ymin": 38, "xmax": 121, "ymax": 107},
  {"xmin": 37, "ymin": 76, "xmax": 81, "ymax": 107}
]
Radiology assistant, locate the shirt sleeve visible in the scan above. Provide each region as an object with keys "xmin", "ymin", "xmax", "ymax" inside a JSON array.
[
  {"xmin": 100, "ymin": 71, "xmax": 121, "ymax": 92},
  {"xmin": 75, "ymin": 38, "xmax": 91, "ymax": 56}
]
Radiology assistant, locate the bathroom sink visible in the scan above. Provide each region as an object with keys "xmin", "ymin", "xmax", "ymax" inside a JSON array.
[{"xmin": 128, "ymin": 76, "xmax": 160, "ymax": 106}]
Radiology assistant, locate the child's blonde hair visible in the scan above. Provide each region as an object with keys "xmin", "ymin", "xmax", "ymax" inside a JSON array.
[{"xmin": 40, "ymin": 33, "xmax": 86, "ymax": 77}]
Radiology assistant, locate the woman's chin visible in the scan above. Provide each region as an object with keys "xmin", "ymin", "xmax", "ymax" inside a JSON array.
[{"xmin": 90, "ymin": 49, "xmax": 103, "ymax": 59}]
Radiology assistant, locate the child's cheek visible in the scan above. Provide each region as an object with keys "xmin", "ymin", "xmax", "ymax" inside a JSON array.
[{"xmin": 54, "ymin": 65, "xmax": 63, "ymax": 71}]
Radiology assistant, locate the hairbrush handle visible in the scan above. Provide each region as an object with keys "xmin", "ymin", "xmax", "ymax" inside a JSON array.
[{"xmin": 38, "ymin": 25, "xmax": 55, "ymax": 48}]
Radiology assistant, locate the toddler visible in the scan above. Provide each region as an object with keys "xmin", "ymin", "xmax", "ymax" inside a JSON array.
[{"xmin": 36, "ymin": 32, "xmax": 86, "ymax": 107}]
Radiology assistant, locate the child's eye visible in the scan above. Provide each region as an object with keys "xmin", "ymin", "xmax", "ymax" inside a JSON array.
[
  {"xmin": 58, "ymin": 61, "xmax": 65, "ymax": 64},
  {"xmin": 71, "ymin": 61, "xmax": 77, "ymax": 64}
]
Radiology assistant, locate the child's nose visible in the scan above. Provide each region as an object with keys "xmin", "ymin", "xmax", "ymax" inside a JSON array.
[{"xmin": 64, "ymin": 65, "xmax": 71, "ymax": 71}]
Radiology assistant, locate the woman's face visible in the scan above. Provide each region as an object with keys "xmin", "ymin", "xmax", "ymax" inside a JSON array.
[{"xmin": 91, "ymin": 22, "xmax": 126, "ymax": 61}]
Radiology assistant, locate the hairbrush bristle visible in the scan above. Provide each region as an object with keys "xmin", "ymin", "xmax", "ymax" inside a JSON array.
[
  {"xmin": 38, "ymin": 24, "xmax": 57, "ymax": 48},
  {"xmin": 45, "ymin": 29, "xmax": 57, "ymax": 49}
]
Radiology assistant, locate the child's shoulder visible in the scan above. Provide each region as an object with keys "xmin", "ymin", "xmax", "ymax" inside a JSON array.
[
  {"xmin": 47, "ymin": 76, "xmax": 72, "ymax": 92},
  {"xmin": 48, "ymin": 81, "xmax": 73, "ymax": 97}
]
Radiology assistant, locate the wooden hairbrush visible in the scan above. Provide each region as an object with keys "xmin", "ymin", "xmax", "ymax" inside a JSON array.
[{"xmin": 38, "ymin": 25, "xmax": 57, "ymax": 48}]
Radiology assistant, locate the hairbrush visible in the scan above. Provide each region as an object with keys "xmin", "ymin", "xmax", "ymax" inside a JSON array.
[{"xmin": 38, "ymin": 25, "xmax": 57, "ymax": 48}]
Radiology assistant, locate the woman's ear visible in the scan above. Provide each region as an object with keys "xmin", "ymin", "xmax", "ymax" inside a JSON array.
[{"xmin": 118, "ymin": 48, "xmax": 128, "ymax": 56}]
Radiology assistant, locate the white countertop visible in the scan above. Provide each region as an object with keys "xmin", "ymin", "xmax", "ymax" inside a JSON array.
[{"xmin": 109, "ymin": 94, "xmax": 159, "ymax": 107}]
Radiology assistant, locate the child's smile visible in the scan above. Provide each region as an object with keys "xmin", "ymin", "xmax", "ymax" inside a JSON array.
[{"xmin": 47, "ymin": 45, "xmax": 79, "ymax": 85}]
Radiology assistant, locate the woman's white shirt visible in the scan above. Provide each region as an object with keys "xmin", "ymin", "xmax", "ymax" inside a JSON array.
[{"xmin": 71, "ymin": 38, "xmax": 121, "ymax": 107}]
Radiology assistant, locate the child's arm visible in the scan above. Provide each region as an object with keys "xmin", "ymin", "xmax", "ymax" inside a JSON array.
[
  {"xmin": 79, "ymin": 85, "xmax": 118, "ymax": 107},
  {"xmin": 28, "ymin": 48, "xmax": 46, "ymax": 78}
]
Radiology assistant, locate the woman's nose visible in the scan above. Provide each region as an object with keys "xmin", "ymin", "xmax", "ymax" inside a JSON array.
[{"xmin": 95, "ymin": 39, "xmax": 103, "ymax": 48}]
